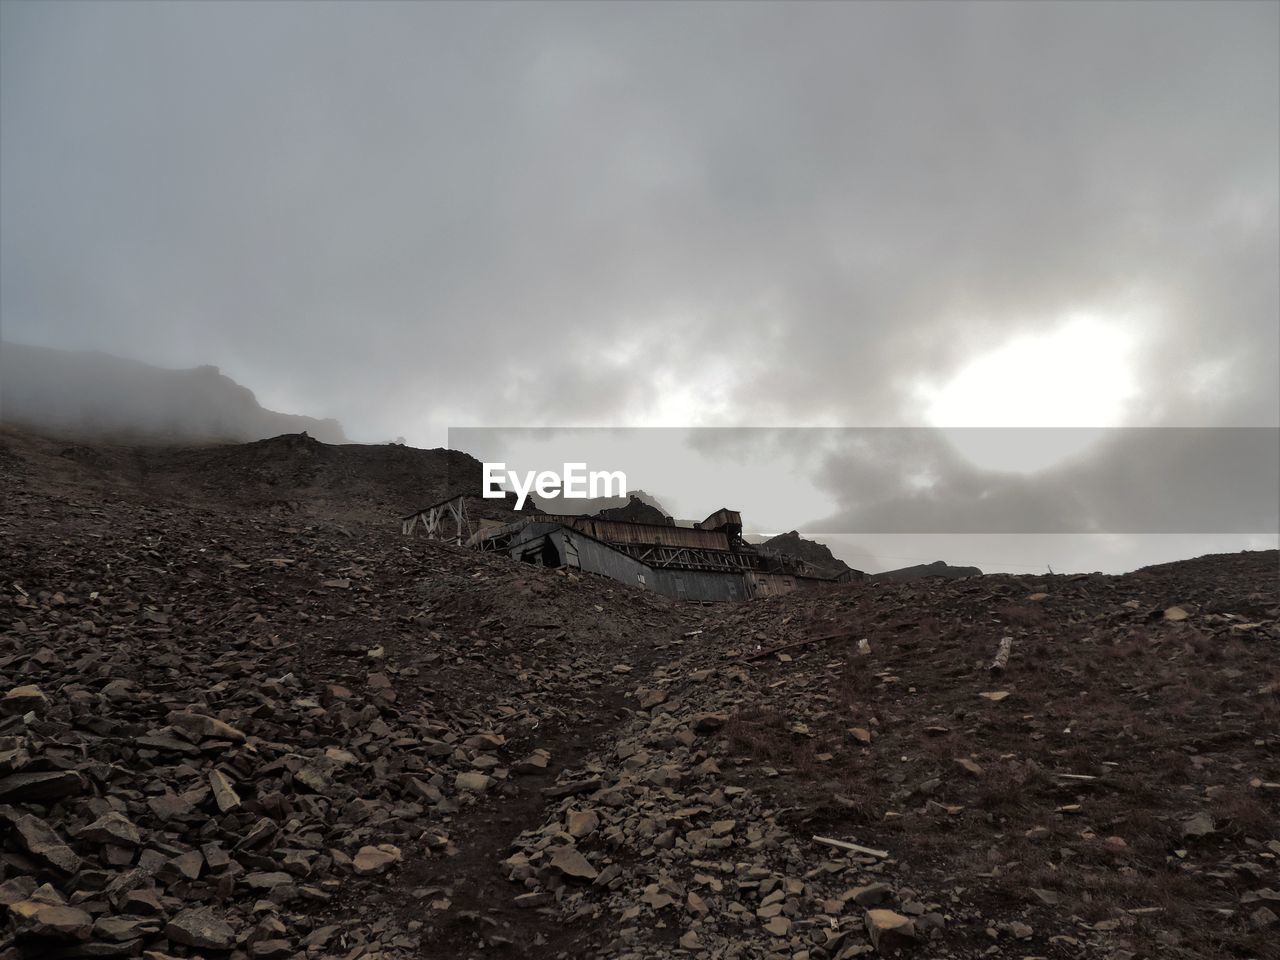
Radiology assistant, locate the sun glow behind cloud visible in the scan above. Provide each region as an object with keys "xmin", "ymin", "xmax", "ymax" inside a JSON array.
[{"xmin": 919, "ymin": 313, "xmax": 1142, "ymax": 473}]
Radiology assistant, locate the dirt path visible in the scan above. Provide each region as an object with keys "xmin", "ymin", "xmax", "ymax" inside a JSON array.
[{"xmin": 393, "ymin": 625, "xmax": 685, "ymax": 958}]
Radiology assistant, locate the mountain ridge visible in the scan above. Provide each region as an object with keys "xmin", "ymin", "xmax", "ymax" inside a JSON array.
[{"xmin": 0, "ymin": 341, "xmax": 346, "ymax": 444}]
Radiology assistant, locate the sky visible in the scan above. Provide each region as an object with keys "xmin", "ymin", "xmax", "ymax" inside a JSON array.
[{"xmin": 2, "ymin": 1, "xmax": 1277, "ymax": 574}]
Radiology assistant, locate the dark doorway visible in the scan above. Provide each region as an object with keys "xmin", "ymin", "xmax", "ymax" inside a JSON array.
[{"xmin": 540, "ymin": 537, "xmax": 561, "ymax": 567}]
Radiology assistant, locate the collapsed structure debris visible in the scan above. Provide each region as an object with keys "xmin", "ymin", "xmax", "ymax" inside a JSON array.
[
  {"xmin": 399, "ymin": 488, "xmax": 527, "ymax": 545},
  {"xmin": 401, "ymin": 496, "xmax": 864, "ymax": 601},
  {"xmin": 463, "ymin": 506, "xmax": 863, "ymax": 601},
  {"xmin": 400, "ymin": 492, "xmax": 474, "ymax": 543}
]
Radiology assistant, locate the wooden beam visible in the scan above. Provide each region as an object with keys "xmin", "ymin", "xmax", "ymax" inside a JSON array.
[{"xmin": 743, "ymin": 631, "xmax": 852, "ymax": 662}]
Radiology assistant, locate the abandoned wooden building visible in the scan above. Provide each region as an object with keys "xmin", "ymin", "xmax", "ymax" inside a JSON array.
[
  {"xmin": 401, "ymin": 494, "xmax": 862, "ymax": 602},
  {"xmin": 464, "ymin": 507, "xmax": 861, "ymax": 601}
]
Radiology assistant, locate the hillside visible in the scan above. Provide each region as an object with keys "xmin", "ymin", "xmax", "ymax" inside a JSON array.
[
  {"xmin": 0, "ymin": 427, "xmax": 1277, "ymax": 960},
  {"xmin": 0, "ymin": 427, "xmax": 517, "ymax": 530},
  {"xmin": 871, "ymin": 559, "xmax": 984, "ymax": 582},
  {"xmin": 760, "ymin": 530, "xmax": 856, "ymax": 577},
  {"xmin": 593, "ymin": 494, "xmax": 673, "ymax": 524},
  {"xmin": 0, "ymin": 341, "xmax": 346, "ymax": 444},
  {"xmin": 532, "ymin": 489, "xmax": 672, "ymax": 518}
]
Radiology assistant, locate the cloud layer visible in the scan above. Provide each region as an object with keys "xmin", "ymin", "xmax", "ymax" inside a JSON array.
[{"xmin": 3, "ymin": 2, "xmax": 1276, "ymax": 571}]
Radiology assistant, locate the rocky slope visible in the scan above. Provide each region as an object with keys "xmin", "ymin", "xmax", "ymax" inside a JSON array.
[
  {"xmin": 1, "ymin": 428, "xmax": 1277, "ymax": 960},
  {"xmin": 870, "ymin": 561, "xmax": 983, "ymax": 582},
  {"xmin": 1, "ymin": 427, "xmax": 508, "ymax": 529},
  {"xmin": 759, "ymin": 531, "xmax": 857, "ymax": 578},
  {"xmin": 532, "ymin": 490, "xmax": 671, "ymax": 520},
  {"xmin": 593, "ymin": 495, "xmax": 673, "ymax": 525}
]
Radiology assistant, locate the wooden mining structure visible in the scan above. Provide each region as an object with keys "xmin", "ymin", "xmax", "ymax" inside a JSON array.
[{"xmin": 461, "ymin": 507, "xmax": 859, "ymax": 602}]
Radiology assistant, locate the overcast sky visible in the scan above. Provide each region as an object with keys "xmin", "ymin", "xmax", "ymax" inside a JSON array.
[{"xmin": 2, "ymin": 1, "xmax": 1277, "ymax": 573}]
